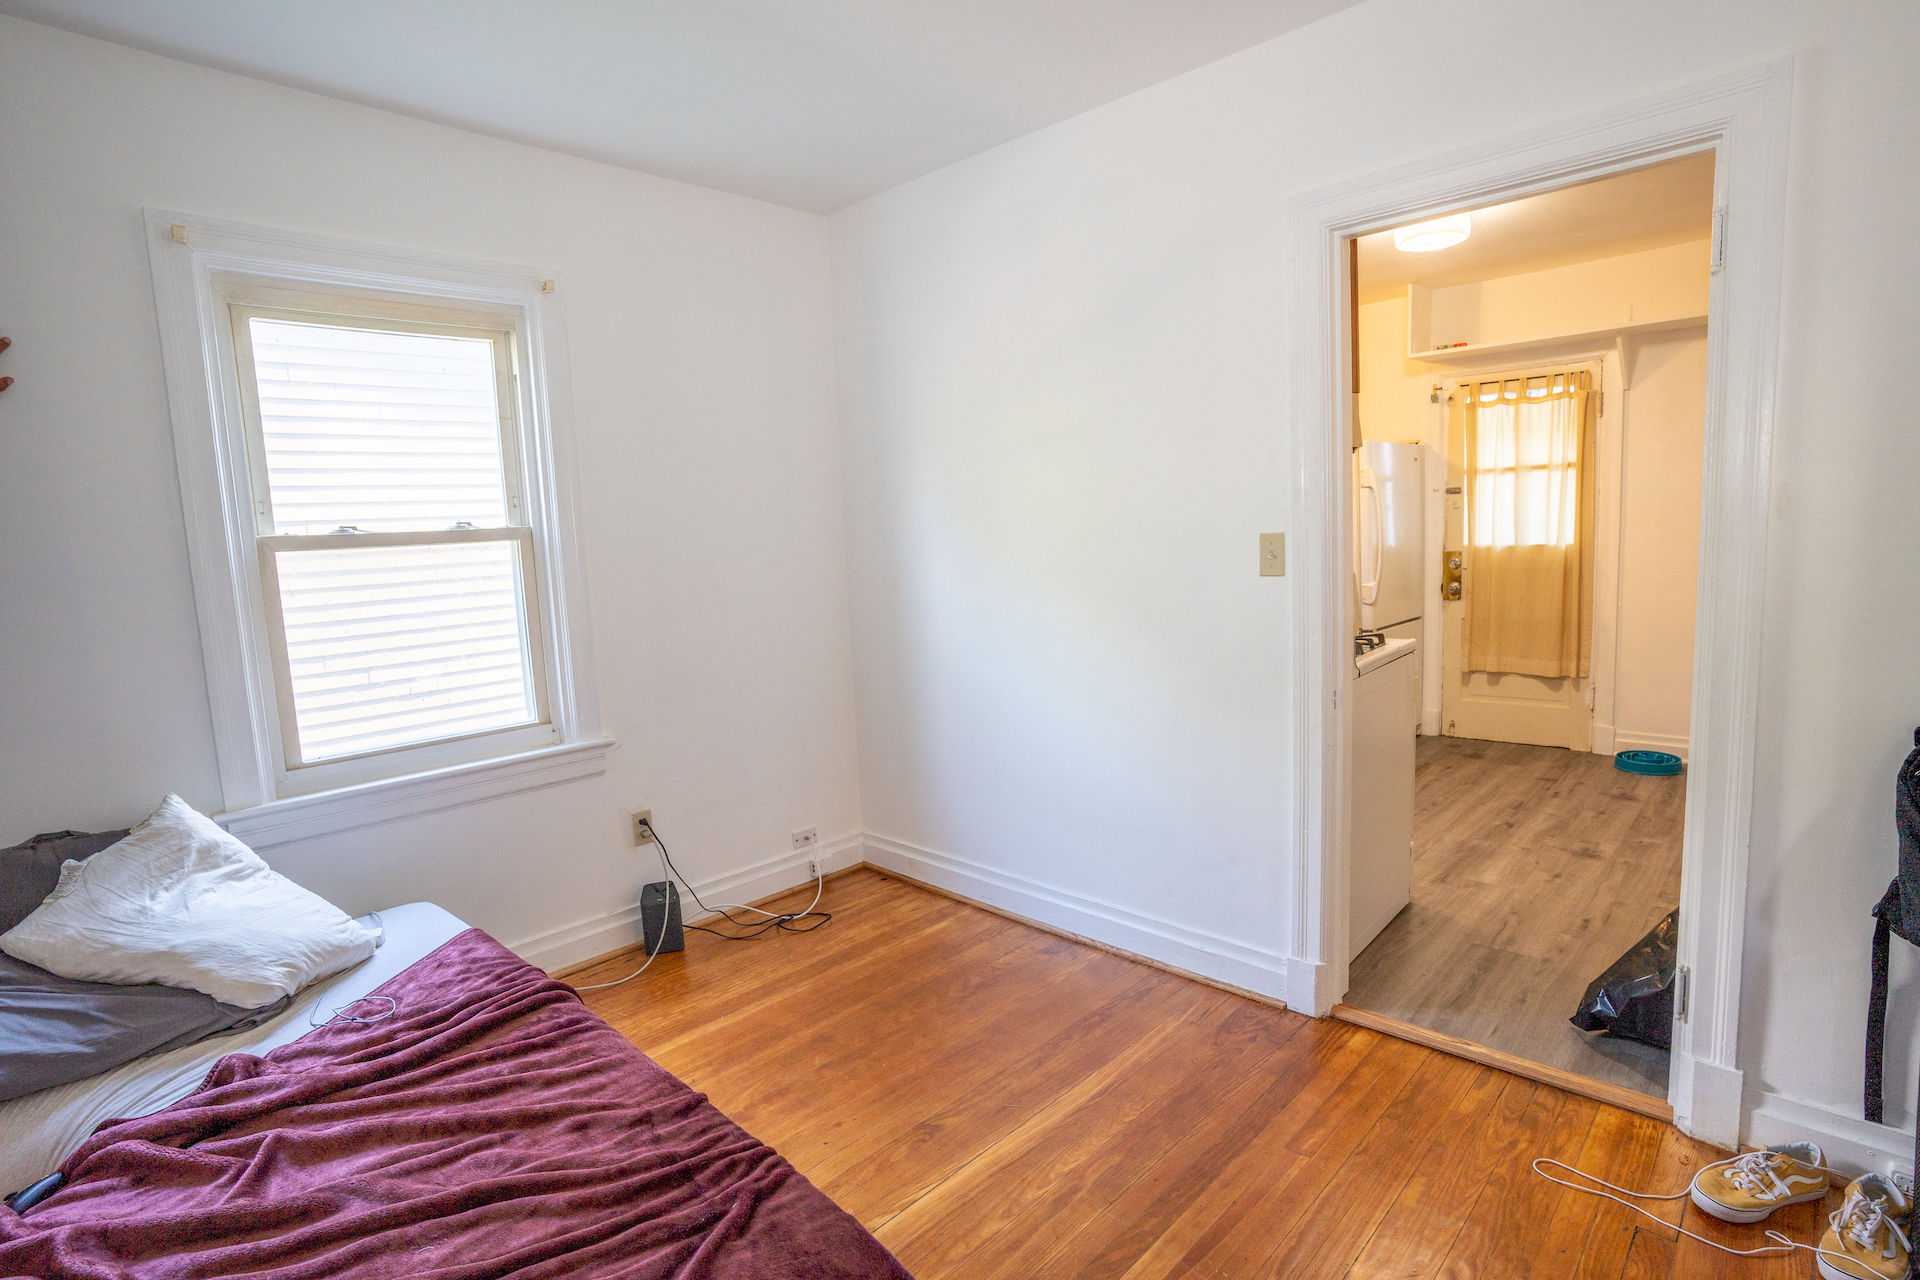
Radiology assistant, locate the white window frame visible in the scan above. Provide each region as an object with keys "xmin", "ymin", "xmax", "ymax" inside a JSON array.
[
  {"xmin": 231, "ymin": 299, "xmax": 556, "ymax": 790},
  {"xmin": 145, "ymin": 211, "xmax": 607, "ymax": 850}
]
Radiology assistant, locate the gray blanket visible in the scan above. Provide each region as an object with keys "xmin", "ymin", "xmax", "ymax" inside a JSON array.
[
  {"xmin": 2, "ymin": 824, "xmax": 292, "ymax": 1101},
  {"xmin": 0, "ymin": 955, "xmax": 287, "ymax": 1102}
]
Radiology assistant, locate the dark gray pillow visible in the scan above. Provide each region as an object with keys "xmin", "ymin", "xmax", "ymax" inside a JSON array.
[
  {"xmin": 0, "ymin": 829, "xmax": 130, "ymax": 935},
  {"xmin": 0, "ymin": 954, "xmax": 286, "ymax": 1102}
]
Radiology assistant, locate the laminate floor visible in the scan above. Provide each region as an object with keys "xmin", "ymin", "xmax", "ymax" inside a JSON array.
[
  {"xmin": 570, "ymin": 867, "xmax": 1830, "ymax": 1278},
  {"xmin": 1345, "ymin": 736, "xmax": 1686, "ymax": 1098}
]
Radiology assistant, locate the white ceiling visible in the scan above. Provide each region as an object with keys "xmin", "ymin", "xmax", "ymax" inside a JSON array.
[
  {"xmin": 0, "ymin": 0, "xmax": 1365, "ymax": 213},
  {"xmin": 1356, "ymin": 151, "xmax": 1717, "ymax": 303}
]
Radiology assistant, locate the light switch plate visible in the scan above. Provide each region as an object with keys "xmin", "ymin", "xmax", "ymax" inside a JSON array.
[{"xmin": 1259, "ymin": 532, "xmax": 1286, "ymax": 577}]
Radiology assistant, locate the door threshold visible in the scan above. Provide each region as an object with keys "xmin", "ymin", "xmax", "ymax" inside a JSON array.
[{"xmin": 1331, "ymin": 1004, "xmax": 1672, "ymax": 1122}]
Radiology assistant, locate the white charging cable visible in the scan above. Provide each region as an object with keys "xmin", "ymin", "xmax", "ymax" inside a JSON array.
[
  {"xmin": 572, "ymin": 840, "xmax": 677, "ymax": 992},
  {"xmin": 699, "ymin": 865, "xmax": 826, "ymax": 925}
]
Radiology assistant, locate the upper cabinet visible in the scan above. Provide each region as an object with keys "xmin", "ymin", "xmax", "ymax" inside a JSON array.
[{"xmin": 1407, "ymin": 239, "xmax": 1709, "ymax": 366}]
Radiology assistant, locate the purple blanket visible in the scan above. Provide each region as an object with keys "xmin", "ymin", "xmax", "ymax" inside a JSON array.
[{"xmin": 0, "ymin": 930, "xmax": 911, "ymax": 1280}]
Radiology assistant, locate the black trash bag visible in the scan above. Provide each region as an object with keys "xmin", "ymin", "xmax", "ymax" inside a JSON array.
[{"xmin": 1570, "ymin": 910, "xmax": 1677, "ymax": 1050}]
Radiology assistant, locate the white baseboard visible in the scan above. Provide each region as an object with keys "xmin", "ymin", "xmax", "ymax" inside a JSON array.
[
  {"xmin": 1745, "ymin": 1088, "xmax": 1916, "ymax": 1180},
  {"xmin": 1612, "ymin": 730, "xmax": 1690, "ymax": 761},
  {"xmin": 1287, "ymin": 955, "xmax": 1341, "ymax": 1017},
  {"xmin": 859, "ymin": 832, "xmax": 1290, "ymax": 1003},
  {"xmin": 1670, "ymin": 1051, "xmax": 1743, "ymax": 1150},
  {"xmin": 508, "ymin": 831, "xmax": 862, "ymax": 973}
]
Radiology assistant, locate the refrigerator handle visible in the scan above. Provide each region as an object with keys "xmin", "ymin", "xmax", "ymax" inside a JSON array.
[{"xmin": 1358, "ymin": 471, "xmax": 1381, "ymax": 604}]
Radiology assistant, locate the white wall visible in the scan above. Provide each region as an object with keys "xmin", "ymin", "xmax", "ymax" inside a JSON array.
[
  {"xmin": 1354, "ymin": 295, "xmax": 1428, "ymax": 445},
  {"xmin": 0, "ymin": 17, "xmax": 862, "ymax": 970},
  {"xmin": 831, "ymin": 0, "xmax": 1920, "ymax": 1154},
  {"xmin": 1612, "ymin": 332, "xmax": 1705, "ymax": 754}
]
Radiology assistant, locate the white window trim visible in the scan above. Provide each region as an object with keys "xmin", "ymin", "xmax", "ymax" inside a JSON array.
[{"xmin": 144, "ymin": 210, "xmax": 607, "ymax": 850}]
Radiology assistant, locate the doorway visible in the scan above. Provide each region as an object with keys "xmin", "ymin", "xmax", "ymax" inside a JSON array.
[
  {"xmin": 1284, "ymin": 63, "xmax": 1791, "ymax": 1147},
  {"xmin": 1338, "ymin": 158, "xmax": 1712, "ymax": 1104}
]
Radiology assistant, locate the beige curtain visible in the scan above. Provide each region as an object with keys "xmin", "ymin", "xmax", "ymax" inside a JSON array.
[{"xmin": 1458, "ymin": 369, "xmax": 1595, "ymax": 678}]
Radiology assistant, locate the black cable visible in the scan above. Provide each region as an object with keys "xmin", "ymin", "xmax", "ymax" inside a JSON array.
[{"xmin": 648, "ymin": 822, "xmax": 832, "ymax": 941}]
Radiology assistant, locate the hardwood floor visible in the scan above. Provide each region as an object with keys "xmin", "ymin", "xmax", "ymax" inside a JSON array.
[
  {"xmin": 1345, "ymin": 736, "xmax": 1686, "ymax": 1098},
  {"xmin": 570, "ymin": 867, "xmax": 1831, "ymax": 1278}
]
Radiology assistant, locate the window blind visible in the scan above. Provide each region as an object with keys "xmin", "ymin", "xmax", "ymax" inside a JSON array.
[
  {"xmin": 245, "ymin": 316, "xmax": 540, "ymax": 765},
  {"xmin": 271, "ymin": 541, "xmax": 534, "ymax": 761},
  {"xmin": 249, "ymin": 319, "xmax": 508, "ymax": 533}
]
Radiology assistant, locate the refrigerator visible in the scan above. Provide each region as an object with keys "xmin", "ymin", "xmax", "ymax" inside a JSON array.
[
  {"xmin": 1349, "ymin": 442, "xmax": 1423, "ymax": 964},
  {"xmin": 1354, "ymin": 441, "xmax": 1424, "ymax": 717}
]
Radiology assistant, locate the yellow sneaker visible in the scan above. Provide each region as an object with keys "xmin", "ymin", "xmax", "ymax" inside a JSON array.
[
  {"xmin": 1689, "ymin": 1142, "xmax": 1830, "ymax": 1223},
  {"xmin": 1816, "ymin": 1173, "xmax": 1912, "ymax": 1280}
]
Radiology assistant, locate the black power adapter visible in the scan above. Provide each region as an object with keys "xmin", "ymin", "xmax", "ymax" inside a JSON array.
[{"xmin": 640, "ymin": 881, "xmax": 684, "ymax": 955}]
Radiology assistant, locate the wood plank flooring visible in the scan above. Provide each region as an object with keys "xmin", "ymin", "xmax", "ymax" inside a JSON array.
[
  {"xmin": 570, "ymin": 867, "xmax": 1832, "ymax": 1279},
  {"xmin": 1345, "ymin": 737, "xmax": 1686, "ymax": 1097}
]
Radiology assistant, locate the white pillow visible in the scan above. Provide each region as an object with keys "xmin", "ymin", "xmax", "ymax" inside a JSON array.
[{"xmin": 0, "ymin": 795, "xmax": 377, "ymax": 1009}]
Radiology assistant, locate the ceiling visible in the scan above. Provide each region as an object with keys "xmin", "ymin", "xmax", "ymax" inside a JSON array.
[
  {"xmin": 1356, "ymin": 151, "xmax": 1717, "ymax": 304},
  {"xmin": 0, "ymin": 0, "xmax": 1365, "ymax": 213}
]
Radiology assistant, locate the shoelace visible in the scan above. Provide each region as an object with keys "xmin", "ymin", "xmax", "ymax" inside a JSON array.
[
  {"xmin": 1531, "ymin": 1156, "xmax": 1913, "ymax": 1270},
  {"xmin": 1532, "ymin": 1158, "xmax": 1799, "ymax": 1260},
  {"xmin": 1832, "ymin": 1189, "xmax": 1913, "ymax": 1261},
  {"xmin": 1723, "ymin": 1149, "xmax": 1795, "ymax": 1199}
]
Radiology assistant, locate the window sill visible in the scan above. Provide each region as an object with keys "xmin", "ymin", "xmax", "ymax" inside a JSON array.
[{"xmin": 217, "ymin": 738, "xmax": 612, "ymax": 852}]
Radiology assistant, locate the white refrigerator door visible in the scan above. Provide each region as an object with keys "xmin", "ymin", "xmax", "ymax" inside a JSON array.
[{"xmin": 1357, "ymin": 441, "xmax": 1423, "ymax": 631}]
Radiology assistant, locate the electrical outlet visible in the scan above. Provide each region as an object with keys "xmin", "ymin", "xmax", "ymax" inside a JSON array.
[
  {"xmin": 808, "ymin": 855, "xmax": 830, "ymax": 880},
  {"xmin": 631, "ymin": 809, "xmax": 654, "ymax": 846},
  {"xmin": 792, "ymin": 826, "xmax": 817, "ymax": 851}
]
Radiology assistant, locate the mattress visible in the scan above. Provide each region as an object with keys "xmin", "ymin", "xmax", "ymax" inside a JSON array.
[
  {"xmin": 0, "ymin": 900, "xmax": 467, "ymax": 1195},
  {"xmin": 0, "ymin": 924, "xmax": 911, "ymax": 1278}
]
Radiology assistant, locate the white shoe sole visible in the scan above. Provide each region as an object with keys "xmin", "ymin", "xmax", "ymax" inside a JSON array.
[
  {"xmin": 1815, "ymin": 1248, "xmax": 1895, "ymax": 1280},
  {"xmin": 1689, "ymin": 1181, "xmax": 1828, "ymax": 1223}
]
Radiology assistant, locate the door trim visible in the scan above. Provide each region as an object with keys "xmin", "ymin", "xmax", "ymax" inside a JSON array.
[{"xmin": 1282, "ymin": 60, "xmax": 1793, "ymax": 1151}]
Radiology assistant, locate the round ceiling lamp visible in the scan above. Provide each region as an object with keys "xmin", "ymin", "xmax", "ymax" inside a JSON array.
[{"xmin": 1393, "ymin": 213, "xmax": 1471, "ymax": 252}]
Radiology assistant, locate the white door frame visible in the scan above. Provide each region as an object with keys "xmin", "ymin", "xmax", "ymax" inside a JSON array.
[{"xmin": 1282, "ymin": 60, "xmax": 1793, "ymax": 1149}]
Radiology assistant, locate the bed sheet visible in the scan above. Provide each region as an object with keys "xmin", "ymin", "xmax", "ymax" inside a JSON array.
[{"xmin": 0, "ymin": 901, "xmax": 466, "ymax": 1194}]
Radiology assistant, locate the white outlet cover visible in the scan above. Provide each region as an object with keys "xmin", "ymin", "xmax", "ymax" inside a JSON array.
[{"xmin": 792, "ymin": 826, "xmax": 818, "ymax": 849}]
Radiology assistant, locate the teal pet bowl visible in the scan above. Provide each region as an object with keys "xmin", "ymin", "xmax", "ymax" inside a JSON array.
[{"xmin": 1614, "ymin": 750, "xmax": 1683, "ymax": 776}]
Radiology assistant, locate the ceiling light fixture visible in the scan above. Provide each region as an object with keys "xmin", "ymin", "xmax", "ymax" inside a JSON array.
[{"xmin": 1393, "ymin": 213, "xmax": 1471, "ymax": 252}]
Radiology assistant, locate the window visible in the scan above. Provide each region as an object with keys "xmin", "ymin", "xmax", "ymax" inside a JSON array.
[
  {"xmin": 1455, "ymin": 365, "xmax": 1596, "ymax": 679},
  {"xmin": 1465, "ymin": 370, "xmax": 1587, "ymax": 549},
  {"xmin": 147, "ymin": 211, "xmax": 605, "ymax": 845},
  {"xmin": 234, "ymin": 308, "xmax": 554, "ymax": 778}
]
